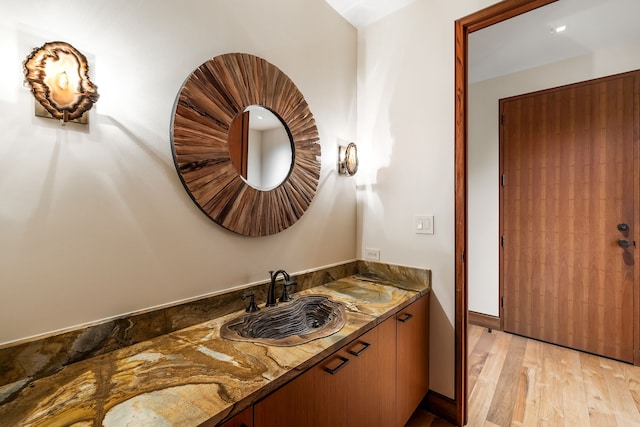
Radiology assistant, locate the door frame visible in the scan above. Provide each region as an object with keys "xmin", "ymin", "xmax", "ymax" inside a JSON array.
[{"xmin": 453, "ymin": 1, "xmax": 558, "ymax": 425}]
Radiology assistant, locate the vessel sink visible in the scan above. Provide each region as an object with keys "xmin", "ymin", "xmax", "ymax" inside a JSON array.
[{"xmin": 220, "ymin": 294, "xmax": 346, "ymax": 346}]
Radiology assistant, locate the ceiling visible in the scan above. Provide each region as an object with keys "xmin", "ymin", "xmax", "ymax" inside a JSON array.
[
  {"xmin": 469, "ymin": 0, "xmax": 640, "ymax": 83},
  {"xmin": 325, "ymin": 0, "xmax": 640, "ymax": 83},
  {"xmin": 323, "ymin": 0, "xmax": 417, "ymax": 28}
]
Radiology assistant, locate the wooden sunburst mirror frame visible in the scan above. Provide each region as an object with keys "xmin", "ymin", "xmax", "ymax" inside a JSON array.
[{"xmin": 171, "ymin": 53, "xmax": 321, "ymax": 237}]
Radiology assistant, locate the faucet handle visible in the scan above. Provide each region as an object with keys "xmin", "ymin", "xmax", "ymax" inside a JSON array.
[
  {"xmin": 241, "ymin": 292, "xmax": 260, "ymax": 312},
  {"xmin": 279, "ymin": 279, "xmax": 297, "ymax": 303}
]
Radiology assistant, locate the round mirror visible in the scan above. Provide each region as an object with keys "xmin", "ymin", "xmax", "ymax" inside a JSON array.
[
  {"xmin": 228, "ymin": 105, "xmax": 293, "ymax": 191},
  {"xmin": 171, "ymin": 53, "xmax": 321, "ymax": 237}
]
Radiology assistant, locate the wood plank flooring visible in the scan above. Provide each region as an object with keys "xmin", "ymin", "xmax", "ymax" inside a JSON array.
[{"xmin": 406, "ymin": 324, "xmax": 640, "ymax": 426}]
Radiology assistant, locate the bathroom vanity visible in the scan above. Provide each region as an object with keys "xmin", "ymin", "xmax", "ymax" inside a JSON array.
[{"xmin": 0, "ymin": 264, "xmax": 430, "ymax": 427}]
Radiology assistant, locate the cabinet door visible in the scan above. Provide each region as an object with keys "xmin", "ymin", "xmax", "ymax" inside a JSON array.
[
  {"xmin": 218, "ymin": 406, "xmax": 253, "ymax": 427},
  {"xmin": 254, "ymin": 352, "xmax": 349, "ymax": 427},
  {"xmin": 396, "ymin": 294, "xmax": 430, "ymax": 427},
  {"xmin": 345, "ymin": 318, "xmax": 397, "ymax": 427}
]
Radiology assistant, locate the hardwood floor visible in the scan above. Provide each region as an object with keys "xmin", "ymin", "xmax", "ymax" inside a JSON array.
[{"xmin": 407, "ymin": 324, "xmax": 640, "ymax": 426}]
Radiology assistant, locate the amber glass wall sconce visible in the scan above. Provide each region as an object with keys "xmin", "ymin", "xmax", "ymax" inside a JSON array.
[
  {"xmin": 23, "ymin": 41, "xmax": 99, "ymax": 125},
  {"xmin": 338, "ymin": 142, "xmax": 358, "ymax": 176}
]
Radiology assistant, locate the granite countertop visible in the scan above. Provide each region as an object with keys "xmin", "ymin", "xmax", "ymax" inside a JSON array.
[{"xmin": 0, "ymin": 274, "xmax": 429, "ymax": 426}]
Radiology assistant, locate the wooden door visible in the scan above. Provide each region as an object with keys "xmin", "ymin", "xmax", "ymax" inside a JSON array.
[
  {"xmin": 500, "ymin": 71, "xmax": 638, "ymax": 362},
  {"xmin": 229, "ymin": 110, "xmax": 249, "ymax": 179},
  {"xmin": 396, "ymin": 294, "xmax": 430, "ymax": 426},
  {"xmin": 345, "ymin": 318, "xmax": 396, "ymax": 427}
]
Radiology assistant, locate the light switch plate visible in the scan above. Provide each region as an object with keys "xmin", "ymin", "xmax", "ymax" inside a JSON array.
[{"xmin": 414, "ymin": 215, "xmax": 434, "ymax": 234}]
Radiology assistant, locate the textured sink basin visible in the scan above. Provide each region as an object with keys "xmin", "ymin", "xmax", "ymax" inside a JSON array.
[{"xmin": 220, "ymin": 294, "xmax": 346, "ymax": 346}]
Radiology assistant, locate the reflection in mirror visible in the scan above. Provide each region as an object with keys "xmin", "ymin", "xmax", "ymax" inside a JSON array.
[{"xmin": 229, "ymin": 106, "xmax": 293, "ymax": 191}]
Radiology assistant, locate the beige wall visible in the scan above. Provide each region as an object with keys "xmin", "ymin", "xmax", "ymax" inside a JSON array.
[
  {"xmin": 468, "ymin": 41, "xmax": 640, "ymax": 317},
  {"xmin": 356, "ymin": 0, "xmax": 500, "ymax": 399},
  {"xmin": 9, "ymin": 0, "xmax": 617, "ymax": 404},
  {"xmin": 0, "ymin": 0, "xmax": 357, "ymax": 345}
]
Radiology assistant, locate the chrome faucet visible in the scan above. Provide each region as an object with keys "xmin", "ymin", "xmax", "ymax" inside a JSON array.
[{"xmin": 266, "ymin": 270, "xmax": 298, "ymax": 307}]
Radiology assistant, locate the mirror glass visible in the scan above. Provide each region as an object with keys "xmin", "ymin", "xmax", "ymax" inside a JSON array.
[{"xmin": 228, "ymin": 105, "xmax": 293, "ymax": 191}]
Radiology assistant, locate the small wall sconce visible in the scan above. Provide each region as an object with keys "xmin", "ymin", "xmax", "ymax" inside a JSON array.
[
  {"xmin": 338, "ymin": 142, "xmax": 359, "ymax": 176},
  {"xmin": 23, "ymin": 41, "xmax": 99, "ymax": 125}
]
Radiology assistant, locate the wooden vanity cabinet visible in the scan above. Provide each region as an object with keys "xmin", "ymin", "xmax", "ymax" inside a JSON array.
[
  {"xmin": 253, "ymin": 321, "xmax": 395, "ymax": 427},
  {"xmin": 345, "ymin": 317, "xmax": 396, "ymax": 427},
  {"xmin": 252, "ymin": 292, "xmax": 429, "ymax": 427},
  {"xmin": 396, "ymin": 293, "xmax": 430, "ymax": 427},
  {"xmin": 254, "ymin": 350, "xmax": 349, "ymax": 427},
  {"xmin": 218, "ymin": 407, "xmax": 253, "ymax": 427}
]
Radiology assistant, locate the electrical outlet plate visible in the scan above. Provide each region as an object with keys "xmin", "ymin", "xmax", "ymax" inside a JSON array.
[{"xmin": 365, "ymin": 248, "xmax": 380, "ymax": 260}]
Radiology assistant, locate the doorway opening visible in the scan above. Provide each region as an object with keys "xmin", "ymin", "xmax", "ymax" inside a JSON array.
[{"xmin": 452, "ymin": 1, "xmax": 558, "ymax": 425}]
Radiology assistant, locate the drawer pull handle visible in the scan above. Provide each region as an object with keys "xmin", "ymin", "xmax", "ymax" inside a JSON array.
[
  {"xmin": 397, "ymin": 313, "xmax": 413, "ymax": 323},
  {"xmin": 324, "ymin": 356, "xmax": 350, "ymax": 375},
  {"xmin": 348, "ymin": 341, "xmax": 371, "ymax": 357}
]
